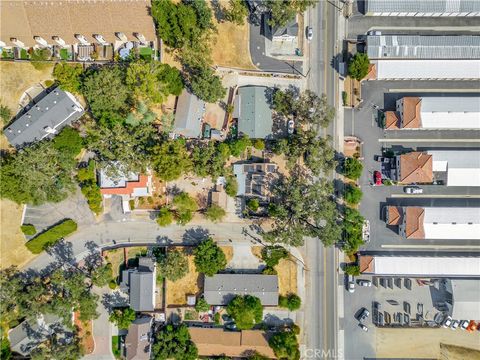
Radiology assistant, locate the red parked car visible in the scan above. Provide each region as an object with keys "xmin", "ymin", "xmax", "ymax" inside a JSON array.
[{"xmin": 374, "ymin": 171, "xmax": 382, "ymax": 185}]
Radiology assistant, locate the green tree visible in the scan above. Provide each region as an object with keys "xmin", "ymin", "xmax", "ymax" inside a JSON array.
[
  {"xmin": 226, "ymin": 295, "xmax": 263, "ymax": 330},
  {"xmin": 224, "ymin": 0, "xmax": 249, "ymax": 25},
  {"xmin": 343, "ymin": 157, "xmax": 363, "ymax": 180},
  {"xmin": 52, "ymin": 127, "xmax": 83, "ymax": 159},
  {"xmin": 172, "ymin": 192, "xmax": 198, "ymax": 225},
  {"xmin": 53, "ymin": 63, "xmax": 83, "ymax": 93},
  {"xmin": 188, "ymin": 65, "xmax": 226, "ymax": 103},
  {"xmin": 294, "ymin": 90, "xmax": 334, "ymax": 128},
  {"xmin": 192, "ymin": 142, "xmax": 230, "ymax": 179},
  {"xmin": 0, "ymin": 104, "xmax": 12, "ymax": 123},
  {"xmin": 344, "ymin": 264, "xmax": 360, "ymax": 276},
  {"xmin": 1, "ymin": 338, "xmax": 11, "ymax": 360},
  {"xmin": 228, "ymin": 135, "xmax": 251, "ymax": 157},
  {"xmin": 152, "ymin": 324, "xmax": 198, "ymax": 360},
  {"xmin": 109, "ymin": 307, "xmax": 136, "ymax": 329},
  {"xmin": 204, "ymin": 204, "xmax": 226, "ymax": 222},
  {"xmin": 0, "ymin": 141, "xmax": 76, "ymax": 205},
  {"xmin": 193, "ymin": 237, "xmax": 227, "ymax": 276},
  {"xmin": 157, "ymin": 207, "xmax": 174, "ymax": 227},
  {"xmin": 246, "ymin": 198, "xmax": 260, "ymax": 212},
  {"xmin": 266, "ymin": 0, "xmax": 316, "ymax": 28},
  {"xmin": 252, "ymin": 139, "xmax": 265, "ymax": 150},
  {"xmin": 273, "ymin": 88, "xmax": 296, "ymax": 116},
  {"xmin": 261, "ymin": 246, "xmax": 288, "ymax": 267},
  {"xmin": 342, "ymin": 207, "xmax": 364, "ymax": 255},
  {"xmin": 91, "ymin": 263, "xmax": 113, "ymax": 287},
  {"xmin": 30, "ymin": 334, "xmax": 84, "ymax": 360},
  {"xmin": 86, "ymin": 122, "xmax": 159, "ymax": 176},
  {"xmin": 152, "ymin": 139, "xmax": 192, "ymax": 181},
  {"xmin": 278, "ymin": 293, "xmax": 301, "ymax": 311},
  {"xmin": 344, "ymin": 184, "xmax": 363, "ymax": 205},
  {"xmin": 82, "ymin": 65, "xmax": 131, "ymax": 125},
  {"xmin": 348, "ymin": 53, "xmax": 370, "ymax": 81},
  {"xmin": 195, "ymin": 298, "xmax": 210, "ymax": 312},
  {"xmin": 157, "ymin": 249, "xmax": 189, "ymax": 281},
  {"xmin": 269, "ymin": 330, "xmax": 300, "ymax": 360},
  {"xmin": 225, "ymin": 176, "xmax": 238, "ymax": 197},
  {"xmin": 126, "ymin": 60, "xmax": 167, "ymax": 103},
  {"xmin": 158, "ymin": 64, "xmax": 184, "ymax": 96},
  {"xmin": 30, "ymin": 48, "xmax": 51, "ymax": 70}
]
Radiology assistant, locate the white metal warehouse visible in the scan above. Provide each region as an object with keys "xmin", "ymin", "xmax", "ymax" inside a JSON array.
[
  {"xmin": 365, "ymin": 0, "xmax": 480, "ymax": 16},
  {"xmin": 429, "ymin": 150, "xmax": 480, "ymax": 187},
  {"xmin": 367, "ymin": 35, "xmax": 480, "ymax": 59},
  {"xmin": 418, "ymin": 97, "xmax": 480, "ymax": 129}
]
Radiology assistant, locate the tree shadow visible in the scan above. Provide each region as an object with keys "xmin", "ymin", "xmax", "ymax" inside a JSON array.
[
  {"xmin": 156, "ymin": 236, "xmax": 173, "ymax": 245},
  {"xmin": 46, "ymin": 239, "xmax": 76, "ymax": 267},
  {"xmin": 210, "ymin": 0, "xmax": 226, "ymax": 23},
  {"xmin": 166, "ymin": 184, "xmax": 183, "ymax": 197},
  {"xmin": 182, "ymin": 227, "xmax": 211, "ymax": 244},
  {"xmin": 101, "ymin": 291, "xmax": 129, "ymax": 313}
]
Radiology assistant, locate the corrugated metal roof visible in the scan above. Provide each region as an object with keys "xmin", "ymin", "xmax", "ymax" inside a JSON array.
[
  {"xmin": 366, "ymin": 0, "xmax": 480, "ymax": 14},
  {"xmin": 174, "ymin": 90, "xmax": 204, "ymax": 139},
  {"xmin": 367, "ymin": 35, "xmax": 480, "ymax": 59},
  {"xmin": 450, "ymin": 280, "xmax": 480, "ymax": 319},
  {"xmin": 204, "ymin": 274, "xmax": 279, "ymax": 306},
  {"xmin": 237, "ymin": 86, "xmax": 273, "ymax": 139}
]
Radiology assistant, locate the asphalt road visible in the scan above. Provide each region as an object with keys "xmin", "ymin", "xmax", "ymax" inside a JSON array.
[{"xmin": 303, "ymin": 1, "xmax": 340, "ymax": 359}]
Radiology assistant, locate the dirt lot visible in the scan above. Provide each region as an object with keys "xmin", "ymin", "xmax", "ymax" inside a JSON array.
[
  {"xmin": 167, "ymin": 253, "xmax": 202, "ymax": 306},
  {"xmin": 0, "ymin": 199, "xmax": 37, "ymax": 268},
  {"xmin": 376, "ymin": 327, "xmax": 480, "ymax": 359},
  {"xmin": 219, "ymin": 245, "xmax": 233, "ymax": 264},
  {"xmin": 440, "ymin": 343, "xmax": 480, "ymax": 360}
]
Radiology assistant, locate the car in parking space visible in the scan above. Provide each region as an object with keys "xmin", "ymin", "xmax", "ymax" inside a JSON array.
[
  {"xmin": 374, "ymin": 171, "xmax": 382, "ymax": 185},
  {"xmin": 442, "ymin": 316, "xmax": 453, "ymax": 328},
  {"xmin": 357, "ymin": 279, "xmax": 372, "ymax": 287},
  {"xmin": 375, "ymin": 156, "xmax": 390, "ymax": 163},
  {"xmin": 357, "ymin": 308, "xmax": 370, "ymax": 322},
  {"xmin": 362, "ymin": 220, "xmax": 370, "ymax": 243},
  {"xmin": 306, "ymin": 26, "xmax": 313, "ymax": 41},
  {"xmin": 460, "ymin": 320, "xmax": 469, "ymax": 330},
  {"xmin": 287, "ymin": 119, "xmax": 295, "ymax": 134},
  {"xmin": 404, "ymin": 186, "xmax": 423, "ymax": 194},
  {"xmin": 359, "ymin": 324, "xmax": 368, "ymax": 332},
  {"xmin": 451, "ymin": 320, "xmax": 460, "ymax": 330},
  {"xmin": 347, "ymin": 274, "xmax": 355, "ymax": 293}
]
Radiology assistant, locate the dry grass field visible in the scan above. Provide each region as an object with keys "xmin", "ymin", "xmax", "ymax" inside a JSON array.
[
  {"xmin": 167, "ymin": 253, "xmax": 202, "ymax": 306},
  {"xmin": 219, "ymin": 245, "xmax": 233, "ymax": 264},
  {"xmin": 103, "ymin": 248, "xmax": 125, "ymax": 279},
  {"xmin": 0, "ymin": 199, "xmax": 37, "ymax": 268}
]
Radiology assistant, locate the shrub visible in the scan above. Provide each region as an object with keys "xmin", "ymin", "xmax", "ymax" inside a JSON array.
[
  {"xmin": 262, "ymin": 266, "xmax": 277, "ymax": 275},
  {"xmin": 278, "ymin": 293, "xmax": 301, "ymax": 311},
  {"xmin": 173, "ymin": 192, "xmax": 198, "ymax": 225},
  {"xmin": 342, "ymin": 91, "xmax": 348, "ymax": 106},
  {"xmin": 193, "ymin": 238, "xmax": 227, "ymax": 276},
  {"xmin": 77, "ymin": 160, "xmax": 103, "ymax": 215},
  {"xmin": 344, "ymin": 184, "xmax": 363, "ymax": 205},
  {"xmin": 214, "ymin": 312, "xmax": 221, "ymax": 325},
  {"xmin": 253, "ymin": 139, "xmax": 265, "ymax": 150},
  {"xmin": 26, "ymin": 219, "xmax": 77, "ymax": 254},
  {"xmin": 21, "ymin": 224, "xmax": 36, "ymax": 236},
  {"xmin": 108, "ymin": 280, "xmax": 118, "ymax": 290},
  {"xmin": 204, "ymin": 204, "xmax": 226, "ymax": 222},
  {"xmin": 195, "ymin": 298, "xmax": 210, "ymax": 312},
  {"xmin": 246, "ymin": 198, "xmax": 260, "ymax": 212},
  {"xmin": 348, "ymin": 53, "xmax": 370, "ymax": 81},
  {"xmin": 344, "ymin": 264, "xmax": 360, "ymax": 276},
  {"xmin": 225, "ymin": 176, "xmax": 238, "ymax": 197},
  {"xmin": 226, "ymin": 295, "xmax": 263, "ymax": 330},
  {"xmin": 0, "ymin": 104, "xmax": 12, "ymax": 123}
]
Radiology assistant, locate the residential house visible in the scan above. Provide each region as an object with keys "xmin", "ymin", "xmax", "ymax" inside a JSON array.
[
  {"xmin": 8, "ymin": 314, "xmax": 66, "ymax": 356},
  {"xmin": 358, "ymin": 254, "xmax": 480, "ymax": 277},
  {"xmin": 385, "ymin": 96, "xmax": 480, "ymax": 130},
  {"xmin": 235, "ymin": 86, "xmax": 274, "ymax": 139},
  {"xmin": 203, "ymin": 274, "xmax": 279, "ymax": 306},
  {"xmin": 125, "ymin": 316, "xmax": 153, "ymax": 360},
  {"xmin": 4, "ymin": 87, "xmax": 84, "ymax": 148},
  {"xmin": 271, "ymin": 18, "xmax": 299, "ymax": 42},
  {"xmin": 173, "ymin": 90, "xmax": 205, "ymax": 139},
  {"xmin": 393, "ymin": 152, "xmax": 433, "ymax": 184},
  {"xmin": 233, "ymin": 162, "xmax": 278, "ymax": 200},
  {"xmin": 0, "ymin": 0, "xmax": 156, "ymax": 60},
  {"xmin": 364, "ymin": 0, "xmax": 480, "ymax": 16},
  {"xmin": 386, "ymin": 206, "xmax": 480, "ymax": 240},
  {"xmin": 210, "ymin": 184, "xmax": 228, "ymax": 209},
  {"xmin": 99, "ymin": 167, "xmax": 152, "ymax": 213},
  {"xmin": 188, "ymin": 328, "xmax": 275, "ymax": 359},
  {"xmin": 120, "ymin": 257, "xmax": 156, "ymax": 312}
]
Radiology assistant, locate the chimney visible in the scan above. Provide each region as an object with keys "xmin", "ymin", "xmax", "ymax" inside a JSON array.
[
  {"xmin": 52, "ymin": 36, "xmax": 66, "ymax": 46},
  {"xmin": 134, "ymin": 32, "xmax": 146, "ymax": 44},
  {"xmin": 34, "ymin": 36, "xmax": 48, "ymax": 47},
  {"xmin": 75, "ymin": 34, "xmax": 90, "ymax": 45},
  {"xmin": 10, "ymin": 38, "xmax": 25, "ymax": 48}
]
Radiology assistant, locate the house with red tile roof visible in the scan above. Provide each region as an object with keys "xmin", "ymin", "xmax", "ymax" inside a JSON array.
[{"xmin": 393, "ymin": 152, "xmax": 433, "ymax": 184}]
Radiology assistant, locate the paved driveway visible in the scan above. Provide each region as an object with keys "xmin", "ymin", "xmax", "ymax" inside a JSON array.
[
  {"xmin": 226, "ymin": 243, "xmax": 263, "ymax": 271},
  {"xmin": 23, "ymin": 187, "xmax": 96, "ymax": 232}
]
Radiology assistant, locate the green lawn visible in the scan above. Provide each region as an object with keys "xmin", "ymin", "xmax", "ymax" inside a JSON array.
[
  {"xmin": 20, "ymin": 49, "xmax": 29, "ymax": 60},
  {"xmin": 139, "ymin": 47, "xmax": 153, "ymax": 60},
  {"xmin": 112, "ymin": 336, "xmax": 121, "ymax": 359},
  {"xmin": 59, "ymin": 48, "xmax": 70, "ymax": 60}
]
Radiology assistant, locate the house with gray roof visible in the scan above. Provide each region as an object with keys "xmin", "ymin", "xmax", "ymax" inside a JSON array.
[
  {"xmin": 125, "ymin": 316, "xmax": 153, "ymax": 360},
  {"xmin": 365, "ymin": 0, "xmax": 480, "ymax": 16},
  {"xmin": 272, "ymin": 18, "xmax": 299, "ymax": 41},
  {"xmin": 204, "ymin": 274, "xmax": 279, "ymax": 306},
  {"xmin": 120, "ymin": 257, "xmax": 156, "ymax": 312},
  {"xmin": 173, "ymin": 89, "xmax": 205, "ymax": 138},
  {"xmin": 8, "ymin": 314, "xmax": 66, "ymax": 356},
  {"xmin": 236, "ymin": 86, "xmax": 273, "ymax": 139},
  {"xmin": 233, "ymin": 162, "xmax": 278, "ymax": 199},
  {"xmin": 3, "ymin": 87, "xmax": 84, "ymax": 148}
]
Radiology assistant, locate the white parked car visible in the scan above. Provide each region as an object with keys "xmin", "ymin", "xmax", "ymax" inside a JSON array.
[
  {"xmin": 347, "ymin": 275, "xmax": 355, "ymax": 293},
  {"xmin": 357, "ymin": 280, "xmax": 372, "ymax": 287},
  {"xmin": 442, "ymin": 316, "xmax": 453, "ymax": 328},
  {"xmin": 287, "ymin": 119, "xmax": 295, "ymax": 135},
  {"xmin": 359, "ymin": 324, "xmax": 368, "ymax": 332},
  {"xmin": 460, "ymin": 320, "xmax": 469, "ymax": 330},
  {"xmin": 451, "ymin": 320, "xmax": 460, "ymax": 330},
  {"xmin": 404, "ymin": 186, "xmax": 423, "ymax": 194},
  {"xmin": 306, "ymin": 26, "xmax": 313, "ymax": 41},
  {"xmin": 362, "ymin": 220, "xmax": 370, "ymax": 243}
]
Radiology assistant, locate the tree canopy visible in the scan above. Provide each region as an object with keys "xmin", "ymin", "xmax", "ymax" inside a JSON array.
[
  {"xmin": 108, "ymin": 307, "xmax": 136, "ymax": 329},
  {"xmin": 157, "ymin": 249, "xmax": 189, "ymax": 281},
  {"xmin": 226, "ymin": 295, "xmax": 263, "ymax": 330},
  {"xmin": 343, "ymin": 157, "xmax": 363, "ymax": 180},
  {"xmin": 278, "ymin": 293, "xmax": 301, "ymax": 311},
  {"xmin": 193, "ymin": 237, "xmax": 227, "ymax": 276},
  {"xmin": 348, "ymin": 53, "xmax": 370, "ymax": 81},
  {"xmin": 224, "ymin": 0, "xmax": 249, "ymax": 25},
  {"xmin": 172, "ymin": 192, "xmax": 198, "ymax": 225},
  {"xmin": 152, "ymin": 324, "xmax": 198, "ymax": 360},
  {"xmin": 152, "ymin": 139, "xmax": 192, "ymax": 181},
  {"xmin": 53, "ymin": 62, "xmax": 84, "ymax": 93},
  {"xmin": 266, "ymin": 0, "xmax": 316, "ymax": 28},
  {"xmin": 204, "ymin": 204, "xmax": 226, "ymax": 222},
  {"xmin": 342, "ymin": 207, "xmax": 364, "ymax": 255},
  {"xmin": 344, "ymin": 184, "xmax": 363, "ymax": 205},
  {"xmin": 156, "ymin": 207, "xmax": 174, "ymax": 227},
  {"xmin": 268, "ymin": 330, "xmax": 300, "ymax": 360}
]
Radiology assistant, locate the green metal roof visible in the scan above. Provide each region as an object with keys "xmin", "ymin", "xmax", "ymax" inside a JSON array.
[{"xmin": 237, "ymin": 86, "xmax": 273, "ymax": 139}]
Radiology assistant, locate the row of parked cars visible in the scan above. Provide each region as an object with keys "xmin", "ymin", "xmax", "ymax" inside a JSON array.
[
  {"xmin": 347, "ymin": 275, "xmax": 372, "ymax": 293},
  {"xmin": 442, "ymin": 317, "xmax": 478, "ymax": 332}
]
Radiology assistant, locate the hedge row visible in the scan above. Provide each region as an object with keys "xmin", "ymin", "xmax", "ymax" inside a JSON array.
[{"xmin": 26, "ymin": 219, "xmax": 78, "ymax": 254}]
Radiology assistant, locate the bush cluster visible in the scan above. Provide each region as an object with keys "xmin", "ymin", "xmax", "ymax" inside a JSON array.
[{"xmin": 26, "ymin": 219, "xmax": 78, "ymax": 254}]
